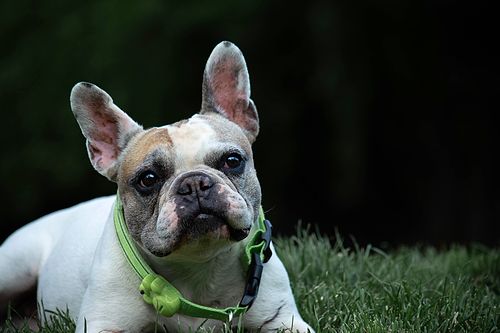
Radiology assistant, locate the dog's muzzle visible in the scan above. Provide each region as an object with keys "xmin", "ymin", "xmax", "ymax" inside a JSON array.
[{"xmin": 172, "ymin": 171, "xmax": 250, "ymax": 241}]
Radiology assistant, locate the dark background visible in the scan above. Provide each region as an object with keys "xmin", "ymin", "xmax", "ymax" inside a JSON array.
[{"xmin": 0, "ymin": 0, "xmax": 497, "ymax": 247}]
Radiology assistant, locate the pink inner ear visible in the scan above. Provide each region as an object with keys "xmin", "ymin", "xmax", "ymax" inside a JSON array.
[
  {"xmin": 88, "ymin": 111, "xmax": 120, "ymax": 171},
  {"xmin": 212, "ymin": 59, "xmax": 248, "ymax": 116}
]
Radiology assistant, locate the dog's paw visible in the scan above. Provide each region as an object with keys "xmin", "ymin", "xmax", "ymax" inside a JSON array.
[{"xmin": 261, "ymin": 318, "xmax": 315, "ymax": 333}]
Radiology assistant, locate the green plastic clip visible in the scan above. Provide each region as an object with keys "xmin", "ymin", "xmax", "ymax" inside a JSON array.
[{"xmin": 140, "ymin": 273, "xmax": 181, "ymax": 317}]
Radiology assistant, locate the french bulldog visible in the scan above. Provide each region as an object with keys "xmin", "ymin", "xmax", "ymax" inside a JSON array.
[{"xmin": 0, "ymin": 41, "xmax": 314, "ymax": 333}]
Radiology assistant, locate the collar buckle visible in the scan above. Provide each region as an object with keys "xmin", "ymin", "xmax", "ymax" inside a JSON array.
[
  {"xmin": 261, "ymin": 219, "xmax": 273, "ymax": 263},
  {"xmin": 239, "ymin": 219, "xmax": 273, "ymax": 308}
]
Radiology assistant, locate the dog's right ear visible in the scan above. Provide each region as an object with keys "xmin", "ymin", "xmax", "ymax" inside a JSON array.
[
  {"xmin": 201, "ymin": 41, "xmax": 259, "ymax": 143},
  {"xmin": 70, "ymin": 82, "xmax": 143, "ymax": 182}
]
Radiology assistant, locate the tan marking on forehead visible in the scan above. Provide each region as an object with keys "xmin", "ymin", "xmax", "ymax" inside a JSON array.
[
  {"xmin": 120, "ymin": 127, "xmax": 172, "ymax": 178},
  {"xmin": 167, "ymin": 115, "xmax": 217, "ymax": 169}
]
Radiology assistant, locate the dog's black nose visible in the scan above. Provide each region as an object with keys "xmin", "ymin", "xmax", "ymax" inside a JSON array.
[{"xmin": 177, "ymin": 173, "xmax": 214, "ymax": 197}]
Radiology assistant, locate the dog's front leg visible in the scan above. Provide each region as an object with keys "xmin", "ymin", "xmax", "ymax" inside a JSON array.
[
  {"xmin": 243, "ymin": 244, "xmax": 314, "ymax": 333},
  {"xmin": 75, "ymin": 272, "xmax": 153, "ymax": 333},
  {"xmin": 74, "ymin": 217, "xmax": 154, "ymax": 333}
]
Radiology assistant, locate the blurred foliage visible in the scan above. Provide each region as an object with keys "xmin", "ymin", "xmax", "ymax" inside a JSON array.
[{"xmin": 0, "ymin": 0, "xmax": 497, "ymax": 245}]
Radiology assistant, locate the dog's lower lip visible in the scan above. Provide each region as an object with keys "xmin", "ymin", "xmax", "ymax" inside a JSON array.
[
  {"xmin": 192, "ymin": 213, "xmax": 226, "ymax": 227},
  {"xmin": 192, "ymin": 213, "xmax": 250, "ymax": 241}
]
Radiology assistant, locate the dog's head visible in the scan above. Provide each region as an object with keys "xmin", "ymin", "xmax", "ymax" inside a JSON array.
[{"xmin": 70, "ymin": 42, "xmax": 261, "ymax": 259}]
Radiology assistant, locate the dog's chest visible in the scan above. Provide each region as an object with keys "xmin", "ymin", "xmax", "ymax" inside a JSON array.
[
  {"xmin": 151, "ymin": 270, "xmax": 245, "ymax": 332},
  {"xmin": 169, "ymin": 259, "xmax": 245, "ymax": 301}
]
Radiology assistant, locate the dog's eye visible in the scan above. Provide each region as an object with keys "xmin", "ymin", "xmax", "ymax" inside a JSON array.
[
  {"xmin": 222, "ymin": 153, "xmax": 244, "ymax": 171},
  {"xmin": 138, "ymin": 171, "xmax": 159, "ymax": 189}
]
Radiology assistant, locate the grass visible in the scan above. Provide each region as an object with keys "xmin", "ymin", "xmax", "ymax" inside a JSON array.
[
  {"xmin": 1, "ymin": 228, "xmax": 499, "ymax": 332},
  {"xmin": 280, "ymin": 229, "xmax": 499, "ymax": 332},
  {"xmin": 1, "ymin": 307, "xmax": 75, "ymax": 333}
]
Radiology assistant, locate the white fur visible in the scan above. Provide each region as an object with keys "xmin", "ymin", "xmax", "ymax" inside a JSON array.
[
  {"xmin": 0, "ymin": 197, "xmax": 314, "ymax": 332},
  {"xmin": 166, "ymin": 116, "xmax": 217, "ymax": 171}
]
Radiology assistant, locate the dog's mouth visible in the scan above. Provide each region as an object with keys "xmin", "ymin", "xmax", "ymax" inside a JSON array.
[
  {"xmin": 190, "ymin": 212, "xmax": 251, "ymax": 242},
  {"xmin": 193, "ymin": 213, "xmax": 223, "ymax": 224}
]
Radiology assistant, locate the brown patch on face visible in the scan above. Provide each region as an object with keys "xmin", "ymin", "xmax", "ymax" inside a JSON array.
[{"xmin": 119, "ymin": 127, "xmax": 172, "ymax": 180}]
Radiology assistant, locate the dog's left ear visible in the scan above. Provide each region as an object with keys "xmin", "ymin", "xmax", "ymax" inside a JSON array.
[
  {"xmin": 70, "ymin": 82, "xmax": 143, "ymax": 181},
  {"xmin": 201, "ymin": 41, "xmax": 259, "ymax": 143}
]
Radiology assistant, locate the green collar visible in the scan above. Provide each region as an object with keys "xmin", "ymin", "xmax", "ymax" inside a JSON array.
[{"xmin": 113, "ymin": 193, "xmax": 272, "ymax": 322}]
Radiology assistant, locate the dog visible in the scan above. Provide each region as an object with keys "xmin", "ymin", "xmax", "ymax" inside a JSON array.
[{"xmin": 0, "ymin": 42, "xmax": 314, "ymax": 332}]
